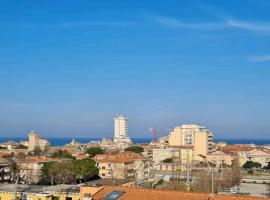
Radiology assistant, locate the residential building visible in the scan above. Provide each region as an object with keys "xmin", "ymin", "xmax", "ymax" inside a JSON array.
[
  {"xmin": 238, "ymin": 148, "xmax": 270, "ymax": 167},
  {"xmin": 152, "ymin": 147, "xmax": 179, "ymax": 163},
  {"xmin": 207, "ymin": 150, "xmax": 233, "ymax": 167},
  {"xmin": 169, "ymin": 124, "xmax": 213, "ymax": 161},
  {"xmin": 94, "ymin": 152, "xmax": 149, "ymax": 180},
  {"xmin": 158, "ymin": 136, "xmax": 169, "ymax": 146},
  {"xmin": 0, "ymin": 184, "xmax": 80, "ymax": 200},
  {"xmin": 114, "ymin": 114, "xmax": 131, "ymax": 144},
  {"xmin": 16, "ymin": 156, "xmax": 56, "ymax": 184}
]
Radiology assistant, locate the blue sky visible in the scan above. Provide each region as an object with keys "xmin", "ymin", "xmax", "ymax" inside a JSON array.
[{"xmin": 0, "ymin": 0, "xmax": 269, "ymax": 139}]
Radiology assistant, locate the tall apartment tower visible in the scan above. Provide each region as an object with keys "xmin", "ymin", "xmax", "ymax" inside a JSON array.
[
  {"xmin": 168, "ymin": 124, "xmax": 213, "ymax": 160},
  {"xmin": 114, "ymin": 114, "xmax": 131, "ymax": 144}
]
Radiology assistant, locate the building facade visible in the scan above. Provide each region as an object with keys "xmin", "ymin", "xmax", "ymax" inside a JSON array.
[
  {"xmin": 114, "ymin": 114, "xmax": 131, "ymax": 144},
  {"xmin": 95, "ymin": 152, "xmax": 149, "ymax": 180},
  {"xmin": 169, "ymin": 124, "xmax": 213, "ymax": 161}
]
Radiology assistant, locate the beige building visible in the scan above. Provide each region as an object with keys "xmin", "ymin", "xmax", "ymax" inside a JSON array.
[
  {"xmin": 17, "ymin": 156, "xmax": 56, "ymax": 184},
  {"xmin": 238, "ymin": 148, "xmax": 270, "ymax": 167},
  {"xmin": 169, "ymin": 124, "xmax": 213, "ymax": 161},
  {"xmin": 207, "ymin": 150, "xmax": 233, "ymax": 167},
  {"xmin": 95, "ymin": 152, "xmax": 149, "ymax": 180},
  {"xmin": 152, "ymin": 147, "xmax": 179, "ymax": 163},
  {"xmin": 28, "ymin": 130, "xmax": 50, "ymax": 151}
]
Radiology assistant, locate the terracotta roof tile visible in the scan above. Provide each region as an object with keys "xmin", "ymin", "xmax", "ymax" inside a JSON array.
[
  {"xmin": 95, "ymin": 152, "xmax": 147, "ymax": 163},
  {"xmin": 92, "ymin": 186, "xmax": 268, "ymax": 200}
]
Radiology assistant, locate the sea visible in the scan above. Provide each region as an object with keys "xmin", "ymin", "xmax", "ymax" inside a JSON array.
[{"xmin": 0, "ymin": 137, "xmax": 270, "ymax": 147}]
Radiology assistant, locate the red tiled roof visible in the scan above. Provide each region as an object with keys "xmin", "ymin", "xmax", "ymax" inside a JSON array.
[
  {"xmin": 92, "ymin": 186, "xmax": 268, "ymax": 200},
  {"xmin": 95, "ymin": 152, "xmax": 147, "ymax": 163}
]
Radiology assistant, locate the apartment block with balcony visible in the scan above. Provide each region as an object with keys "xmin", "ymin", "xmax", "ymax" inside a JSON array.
[
  {"xmin": 95, "ymin": 152, "xmax": 149, "ymax": 181},
  {"xmin": 168, "ymin": 124, "xmax": 214, "ymax": 161}
]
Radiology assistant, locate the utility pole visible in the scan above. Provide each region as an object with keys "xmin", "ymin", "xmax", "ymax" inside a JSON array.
[
  {"xmin": 186, "ymin": 149, "xmax": 191, "ymax": 192},
  {"xmin": 211, "ymin": 166, "xmax": 214, "ymax": 194},
  {"xmin": 221, "ymin": 145, "xmax": 224, "ymax": 182}
]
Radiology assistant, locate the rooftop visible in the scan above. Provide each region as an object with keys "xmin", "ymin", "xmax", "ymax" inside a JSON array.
[
  {"xmin": 95, "ymin": 152, "xmax": 147, "ymax": 163},
  {"xmin": 91, "ymin": 186, "xmax": 267, "ymax": 200}
]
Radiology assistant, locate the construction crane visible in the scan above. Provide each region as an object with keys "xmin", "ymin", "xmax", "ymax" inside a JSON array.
[{"xmin": 149, "ymin": 127, "xmax": 172, "ymax": 143}]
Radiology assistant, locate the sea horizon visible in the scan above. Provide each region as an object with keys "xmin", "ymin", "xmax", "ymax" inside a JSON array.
[{"xmin": 0, "ymin": 137, "xmax": 270, "ymax": 147}]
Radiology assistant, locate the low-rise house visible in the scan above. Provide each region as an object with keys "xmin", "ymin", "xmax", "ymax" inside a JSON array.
[
  {"xmin": 238, "ymin": 148, "xmax": 270, "ymax": 167},
  {"xmin": 207, "ymin": 150, "xmax": 233, "ymax": 167},
  {"xmin": 95, "ymin": 152, "xmax": 150, "ymax": 180},
  {"xmin": 152, "ymin": 147, "xmax": 179, "ymax": 163},
  {"xmin": 16, "ymin": 156, "xmax": 57, "ymax": 184}
]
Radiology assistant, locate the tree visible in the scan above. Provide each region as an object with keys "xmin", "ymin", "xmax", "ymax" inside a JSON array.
[
  {"xmin": 86, "ymin": 147, "xmax": 104, "ymax": 157},
  {"xmin": 242, "ymin": 161, "xmax": 262, "ymax": 169},
  {"xmin": 40, "ymin": 162, "xmax": 56, "ymax": 185},
  {"xmin": 263, "ymin": 162, "xmax": 270, "ymax": 170},
  {"xmin": 163, "ymin": 158, "xmax": 173, "ymax": 163},
  {"xmin": 40, "ymin": 159, "xmax": 98, "ymax": 185},
  {"xmin": 72, "ymin": 159, "xmax": 98, "ymax": 183},
  {"xmin": 231, "ymin": 157, "xmax": 241, "ymax": 186},
  {"xmin": 28, "ymin": 147, "xmax": 43, "ymax": 156},
  {"xmin": 124, "ymin": 146, "xmax": 144, "ymax": 154},
  {"xmin": 52, "ymin": 149, "xmax": 75, "ymax": 160},
  {"xmin": 15, "ymin": 144, "xmax": 28, "ymax": 149}
]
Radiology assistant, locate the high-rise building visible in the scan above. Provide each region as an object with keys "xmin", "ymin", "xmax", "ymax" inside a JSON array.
[
  {"xmin": 114, "ymin": 114, "xmax": 131, "ymax": 144},
  {"xmin": 168, "ymin": 124, "xmax": 213, "ymax": 161}
]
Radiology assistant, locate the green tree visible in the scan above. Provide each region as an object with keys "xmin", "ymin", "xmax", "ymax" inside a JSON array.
[
  {"xmin": 86, "ymin": 147, "xmax": 104, "ymax": 157},
  {"xmin": 40, "ymin": 159, "xmax": 98, "ymax": 185},
  {"xmin": 124, "ymin": 146, "xmax": 144, "ymax": 154},
  {"xmin": 242, "ymin": 161, "xmax": 262, "ymax": 169},
  {"xmin": 51, "ymin": 149, "xmax": 75, "ymax": 160},
  {"xmin": 39, "ymin": 162, "xmax": 56, "ymax": 185},
  {"xmin": 72, "ymin": 159, "xmax": 98, "ymax": 183},
  {"xmin": 263, "ymin": 162, "xmax": 270, "ymax": 169},
  {"xmin": 163, "ymin": 158, "xmax": 173, "ymax": 163},
  {"xmin": 15, "ymin": 144, "xmax": 28, "ymax": 149}
]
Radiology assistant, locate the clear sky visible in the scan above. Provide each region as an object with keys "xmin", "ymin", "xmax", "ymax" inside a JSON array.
[{"xmin": 0, "ymin": 0, "xmax": 269, "ymax": 139}]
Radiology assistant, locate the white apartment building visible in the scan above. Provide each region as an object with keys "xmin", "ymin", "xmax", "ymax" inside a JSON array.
[{"xmin": 114, "ymin": 114, "xmax": 131, "ymax": 144}]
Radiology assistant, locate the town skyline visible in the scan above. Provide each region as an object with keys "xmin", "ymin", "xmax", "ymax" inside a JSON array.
[{"xmin": 0, "ymin": 0, "xmax": 270, "ymax": 138}]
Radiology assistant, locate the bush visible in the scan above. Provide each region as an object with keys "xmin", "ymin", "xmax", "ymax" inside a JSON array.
[
  {"xmin": 86, "ymin": 147, "xmax": 104, "ymax": 157},
  {"xmin": 163, "ymin": 158, "xmax": 173, "ymax": 163},
  {"xmin": 52, "ymin": 149, "xmax": 75, "ymax": 160},
  {"xmin": 124, "ymin": 146, "xmax": 144, "ymax": 154},
  {"xmin": 242, "ymin": 161, "xmax": 262, "ymax": 169}
]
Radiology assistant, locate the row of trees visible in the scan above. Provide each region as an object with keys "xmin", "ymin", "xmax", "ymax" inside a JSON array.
[
  {"xmin": 242, "ymin": 160, "xmax": 270, "ymax": 170},
  {"xmin": 40, "ymin": 159, "xmax": 98, "ymax": 185},
  {"xmin": 192, "ymin": 158, "xmax": 241, "ymax": 193}
]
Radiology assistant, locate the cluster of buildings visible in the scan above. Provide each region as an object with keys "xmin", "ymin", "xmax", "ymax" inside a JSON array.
[{"xmin": 0, "ymin": 114, "xmax": 269, "ymax": 199}]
